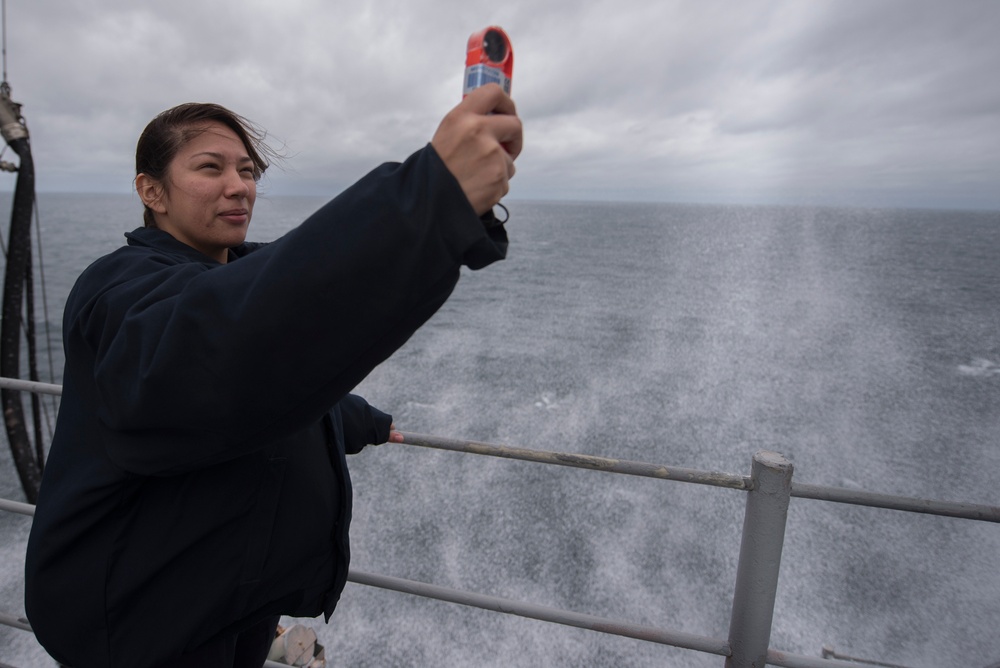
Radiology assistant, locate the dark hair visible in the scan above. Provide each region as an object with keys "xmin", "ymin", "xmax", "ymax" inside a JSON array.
[{"xmin": 135, "ymin": 103, "xmax": 274, "ymax": 227}]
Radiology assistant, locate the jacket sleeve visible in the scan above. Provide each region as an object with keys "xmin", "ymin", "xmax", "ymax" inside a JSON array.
[
  {"xmin": 336, "ymin": 394, "xmax": 392, "ymax": 455},
  {"xmin": 65, "ymin": 145, "xmax": 506, "ymax": 475}
]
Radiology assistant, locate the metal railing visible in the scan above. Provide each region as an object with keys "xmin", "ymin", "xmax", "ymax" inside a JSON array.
[{"xmin": 2, "ymin": 376, "xmax": 999, "ymax": 668}]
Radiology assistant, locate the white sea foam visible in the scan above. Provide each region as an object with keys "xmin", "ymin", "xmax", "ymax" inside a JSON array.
[
  {"xmin": 958, "ymin": 358, "xmax": 1000, "ymax": 377},
  {"xmin": 533, "ymin": 392, "xmax": 559, "ymax": 410}
]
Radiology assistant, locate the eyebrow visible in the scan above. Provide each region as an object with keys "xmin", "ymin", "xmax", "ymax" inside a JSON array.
[{"xmin": 189, "ymin": 151, "xmax": 253, "ymax": 163}]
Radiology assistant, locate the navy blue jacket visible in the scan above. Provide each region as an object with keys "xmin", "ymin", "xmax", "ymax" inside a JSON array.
[{"xmin": 24, "ymin": 145, "xmax": 507, "ymax": 667}]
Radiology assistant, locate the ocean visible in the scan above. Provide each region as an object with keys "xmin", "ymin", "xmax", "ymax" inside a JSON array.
[{"xmin": 2, "ymin": 193, "xmax": 999, "ymax": 667}]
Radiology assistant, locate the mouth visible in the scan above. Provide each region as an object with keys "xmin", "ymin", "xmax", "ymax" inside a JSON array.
[{"xmin": 218, "ymin": 208, "xmax": 250, "ymax": 225}]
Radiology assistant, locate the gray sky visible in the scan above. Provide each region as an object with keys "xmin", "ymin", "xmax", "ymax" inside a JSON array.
[{"xmin": 2, "ymin": 0, "xmax": 998, "ymax": 210}]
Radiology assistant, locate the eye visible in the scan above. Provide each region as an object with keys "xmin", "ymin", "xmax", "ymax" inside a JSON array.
[{"xmin": 199, "ymin": 163, "xmax": 222, "ymax": 172}]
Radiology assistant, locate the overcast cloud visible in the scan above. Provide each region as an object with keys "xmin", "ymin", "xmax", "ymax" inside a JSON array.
[{"xmin": 1, "ymin": 0, "xmax": 997, "ymax": 209}]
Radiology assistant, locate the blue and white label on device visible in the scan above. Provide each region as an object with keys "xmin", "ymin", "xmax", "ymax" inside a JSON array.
[{"xmin": 463, "ymin": 64, "xmax": 512, "ymax": 96}]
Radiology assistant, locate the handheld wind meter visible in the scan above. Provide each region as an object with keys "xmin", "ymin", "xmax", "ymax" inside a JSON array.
[{"xmin": 463, "ymin": 26, "xmax": 514, "ymax": 97}]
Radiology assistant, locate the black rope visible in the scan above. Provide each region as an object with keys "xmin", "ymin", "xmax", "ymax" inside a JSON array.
[{"xmin": 495, "ymin": 201, "xmax": 510, "ymax": 224}]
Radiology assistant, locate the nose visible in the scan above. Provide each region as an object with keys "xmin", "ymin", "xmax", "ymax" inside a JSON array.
[{"xmin": 224, "ymin": 168, "xmax": 251, "ymax": 199}]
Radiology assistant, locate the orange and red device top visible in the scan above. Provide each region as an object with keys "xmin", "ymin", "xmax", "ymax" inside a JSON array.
[{"xmin": 463, "ymin": 26, "xmax": 513, "ymax": 97}]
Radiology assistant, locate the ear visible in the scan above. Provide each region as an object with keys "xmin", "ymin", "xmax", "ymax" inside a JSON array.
[{"xmin": 135, "ymin": 174, "xmax": 167, "ymax": 214}]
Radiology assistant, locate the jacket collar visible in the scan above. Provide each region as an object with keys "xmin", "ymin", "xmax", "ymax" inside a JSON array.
[{"xmin": 124, "ymin": 226, "xmax": 254, "ymax": 264}]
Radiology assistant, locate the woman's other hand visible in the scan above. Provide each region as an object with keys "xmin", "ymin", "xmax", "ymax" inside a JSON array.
[{"xmin": 388, "ymin": 424, "xmax": 404, "ymax": 443}]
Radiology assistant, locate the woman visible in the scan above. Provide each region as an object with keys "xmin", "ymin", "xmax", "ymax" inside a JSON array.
[{"xmin": 25, "ymin": 86, "xmax": 521, "ymax": 667}]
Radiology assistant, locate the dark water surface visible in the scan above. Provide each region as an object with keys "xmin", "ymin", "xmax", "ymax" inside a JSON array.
[{"xmin": 2, "ymin": 194, "xmax": 999, "ymax": 666}]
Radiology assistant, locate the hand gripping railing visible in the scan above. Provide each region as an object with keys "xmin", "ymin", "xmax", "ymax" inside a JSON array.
[{"xmin": 3, "ymin": 377, "xmax": 1000, "ymax": 668}]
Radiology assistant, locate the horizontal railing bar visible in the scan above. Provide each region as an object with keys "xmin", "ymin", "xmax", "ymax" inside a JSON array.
[
  {"xmin": 0, "ymin": 564, "xmax": 869, "ymax": 667},
  {"xmin": 348, "ymin": 568, "xmax": 731, "ymax": 657},
  {"xmin": 0, "ymin": 611, "xmax": 31, "ymax": 632},
  {"xmin": 400, "ymin": 433, "xmax": 1000, "ymax": 524},
  {"xmin": 766, "ymin": 647, "xmax": 909, "ymax": 668},
  {"xmin": 0, "ymin": 377, "xmax": 62, "ymax": 396},
  {"xmin": 0, "ymin": 514, "xmax": 950, "ymax": 668},
  {"xmin": 400, "ymin": 432, "xmax": 751, "ymax": 490},
  {"xmin": 2, "ymin": 377, "xmax": 994, "ymax": 525},
  {"xmin": 791, "ymin": 482, "xmax": 1000, "ymax": 524},
  {"xmin": 0, "ymin": 498, "xmax": 34, "ymax": 517},
  {"xmin": 822, "ymin": 645, "xmax": 913, "ymax": 668}
]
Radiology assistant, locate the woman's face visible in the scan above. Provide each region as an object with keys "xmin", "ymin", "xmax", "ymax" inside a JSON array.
[{"xmin": 138, "ymin": 121, "xmax": 257, "ymax": 263}]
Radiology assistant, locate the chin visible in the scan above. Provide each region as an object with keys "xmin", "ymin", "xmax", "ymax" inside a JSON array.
[{"xmin": 225, "ymin": 230, "xmax": 250, "ymax": 247}]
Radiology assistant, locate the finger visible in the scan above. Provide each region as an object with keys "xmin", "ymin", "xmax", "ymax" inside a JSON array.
[
  {"xmin": 488, "ymin": 90, "xmax": 518, "ymax": 117},
  {"xmin": 486, "ymin": 115, "xmax": 523, "ymax": 159},
  {"xmin": 502, "ymin": 121, "xmax": 523, "ymax": 160},
  {"xmin": 462, "ymin": 83, "xmax": 517, "ymax": 116}
]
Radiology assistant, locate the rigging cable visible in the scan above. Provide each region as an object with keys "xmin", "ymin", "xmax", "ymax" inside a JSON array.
[
  {"xmin": 32, "ymin": 193, "xmax": 57, "ymax": 444},
  {"xmin": 1, "ymin": 0, "xmax": 55, "ymax": 499}
]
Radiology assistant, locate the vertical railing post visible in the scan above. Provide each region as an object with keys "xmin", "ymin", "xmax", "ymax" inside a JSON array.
[{"xmin": 726, "ymin": 451, "xmax": 793, "ymax": 668}]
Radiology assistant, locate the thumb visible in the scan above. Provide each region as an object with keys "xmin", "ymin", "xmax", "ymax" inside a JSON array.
[{"xmin": 462, "ymin": 83, "xmax": 517, "ymax": 117}]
